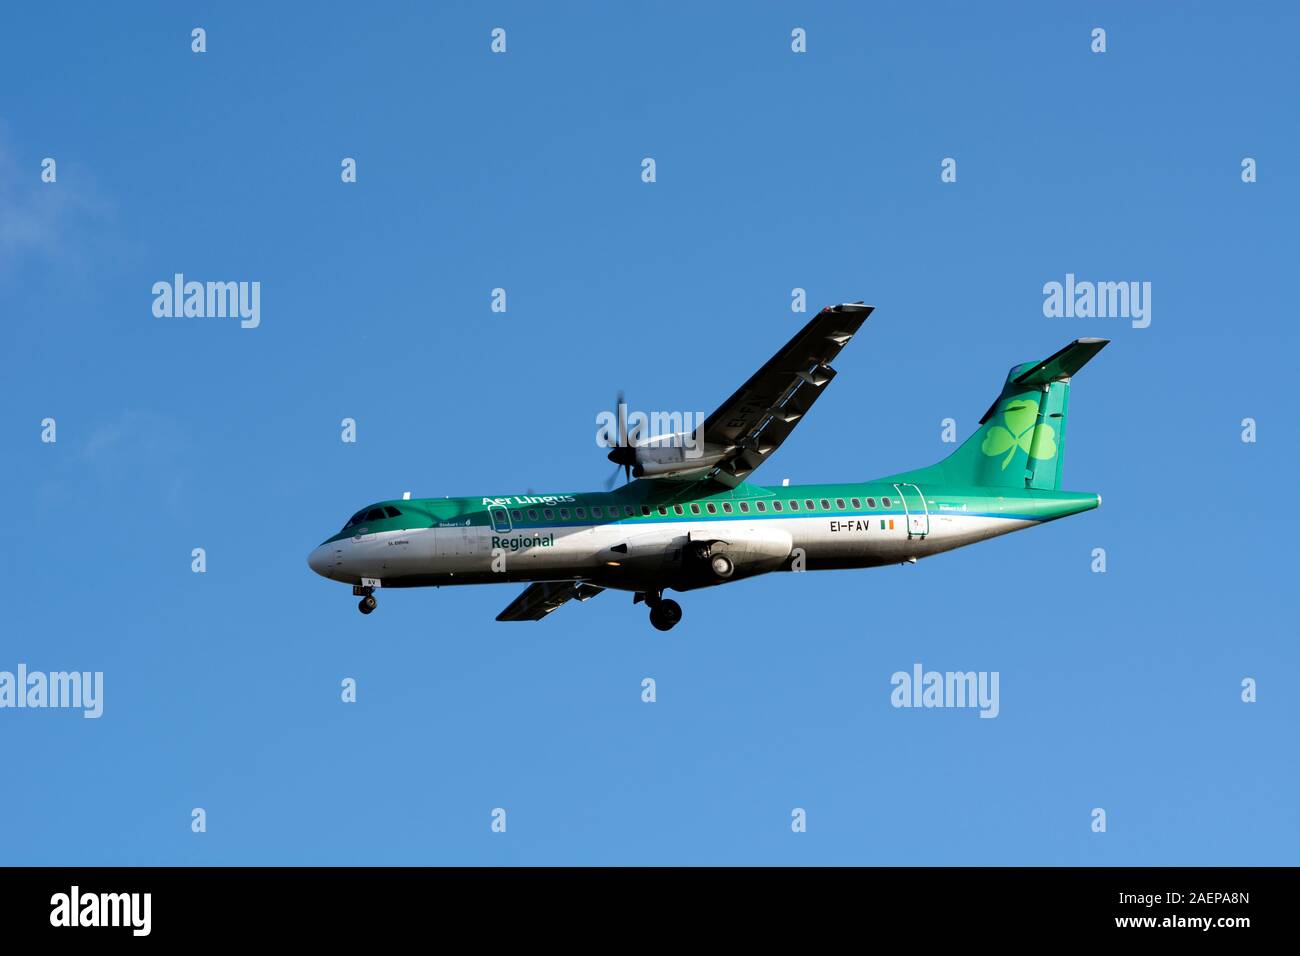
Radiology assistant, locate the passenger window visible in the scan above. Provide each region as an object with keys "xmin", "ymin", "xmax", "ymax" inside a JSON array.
[
  {"xmin": 657, "ymin": 506, "xmax": 667, "ymax": 516},
  {"xmin": 867, "ymin": 498, "xmax": 876, "ymax": 508},
  {"xmin": 822, "ymin": 499, "xmax": 831, "ymax": 510},
  {"xmin": 706, "ymin": 503, "xmax": 717, "ymax": 514},
  {"xmin": 544, "ymin": 509, "xmax": 554, "ymax": 520},
  {"xmin": 835, "ymin": 499, "xmax": 845, "ymax": 509},
  {"xmin": 576, "ymin": 507, "xmax": 586, "ymax": 519},
  {"xmin": 739, "ymin": 502, "xmax": 750, "ymax": 512},
  {"xmin": 528, "ymin": 509, "xmax": 538, "ymax": 520},
  {"xmin": 772, "ymin": 501, "xmax": 783, "ymax": 512},
  {"xmin": 756, "ymin": 501, "xmax": 767, "ymax": 512},
  {"xmin": 625, "ymin": 507, "xmax": 635, "ymax": 517},
  {"xmin": 789, "ymin": 501, "xmax": 799, "ymax": 511},
  {"xmin": 805, "ymin": 500, "xmax": 816, "ymax": 511},
  {"xmin": 511, "ymin": 510, "xmax": 522, "ymax": 521},
  {"xmin": 674, "ymin": 505, "xmax": 684, "ymax": 515},
  {"xmin": 592, "ymin": 506, "xmax": 603, "ymax": 518},
  {"xmin": 691, "ymin": 504, "xmax": 701, "ymax": 514},
  {"xmin": 882, "ymin": 497, "xmax": 892, "ymax": 508},
  {"xmin": 641, "ymin": 505, "xmax": 650, "ymax": 516},
  {"xmin": 559, "ymin": 509, "xmax": 570, "ymax": 520},
  {"xmin": 722, "ymin": 503, "xmax": 733, "ymax": 513}
]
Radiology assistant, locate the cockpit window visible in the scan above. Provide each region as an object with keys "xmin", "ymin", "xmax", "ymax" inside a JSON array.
[
  {"xmin": 384, "ymin": 506, "xmax": 401, "ymax": 518},
  {"xmin": 365, "ymin": 508, "xmax": 386, "ymax": 522},
  {"xmin": 344, "ymin": 510, "xmax": 368, "ymax": 529}
]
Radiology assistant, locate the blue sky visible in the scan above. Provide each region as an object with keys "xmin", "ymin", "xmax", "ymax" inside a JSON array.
[{"xmin": 2, "ymin": 1, "xmax": 1296, "ymax": 865}]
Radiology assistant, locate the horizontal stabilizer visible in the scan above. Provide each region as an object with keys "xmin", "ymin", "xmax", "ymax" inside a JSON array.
[{"xmin": 1012, "ymin": 338, "xmax": 1109, "ymax": 389}]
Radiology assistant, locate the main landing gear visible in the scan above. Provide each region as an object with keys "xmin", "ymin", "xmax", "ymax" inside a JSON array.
[
  {"xmin": 354, "ymin": 585, "xmax": 378, "ymax": 615},
  {"xmin": 637, "ymin": 590, "xmax": 683, "ymax": 631},
  {"xmin": 691, "ymin": 541, "xmax": 734, "ymax": 580}
]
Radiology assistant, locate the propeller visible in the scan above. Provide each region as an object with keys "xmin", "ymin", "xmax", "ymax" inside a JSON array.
[{"xmin": 602, "ymin": 390, "xmax": 637, "ymax": 489}]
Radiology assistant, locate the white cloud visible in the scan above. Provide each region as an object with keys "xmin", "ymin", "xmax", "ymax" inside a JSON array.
[{"xmin": 0, "ymin": 127, "xmax": 119, "ymax": 282}]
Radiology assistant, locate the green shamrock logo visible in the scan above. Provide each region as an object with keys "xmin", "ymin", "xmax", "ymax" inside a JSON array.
[{"xmin": 980, "ymin": 399, "xmax": 1057, "ymax": 469}]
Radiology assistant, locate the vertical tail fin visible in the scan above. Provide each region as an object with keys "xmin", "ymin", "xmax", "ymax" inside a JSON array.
[{"xmin": 892, "ymin": 338, "xmax": 1108, "ymax": 491}]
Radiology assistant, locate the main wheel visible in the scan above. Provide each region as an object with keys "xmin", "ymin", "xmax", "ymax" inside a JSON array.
[
  {"xmin": 649, "ymin": 598, "xmax": 682, "ymax": 631},
  {"xmin": 358, "ymin": 595, "xmax": 377, "ymax": 614},
  {"xmin": 710, "ymin": 553, "xmax": 734, "ymax": 579}
]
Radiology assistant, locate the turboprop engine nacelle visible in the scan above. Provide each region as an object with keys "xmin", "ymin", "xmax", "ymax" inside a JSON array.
[{"xmin": 633, "ymin": 433, "xmax": 731, "ymax": 478}]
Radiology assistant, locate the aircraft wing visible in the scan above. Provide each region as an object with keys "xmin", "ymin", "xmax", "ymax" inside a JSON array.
[
  {"xmin": 495, "ymin": 581, "xmax": 605, "ymax": 622},
  {"xmin": 701, "ymin": 302, "xmax": 872, "ymax": 487}
]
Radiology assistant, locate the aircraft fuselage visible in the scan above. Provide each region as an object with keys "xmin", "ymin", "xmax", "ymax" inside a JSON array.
[{"xmin": 307, "ymin": 479, "xmax": 1099, "ymax": 596}]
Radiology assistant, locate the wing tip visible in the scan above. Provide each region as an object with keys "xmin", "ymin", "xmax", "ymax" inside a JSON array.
[{"xmin": 827, "ymin": 301, "xmax": 874, "ymax": 314}]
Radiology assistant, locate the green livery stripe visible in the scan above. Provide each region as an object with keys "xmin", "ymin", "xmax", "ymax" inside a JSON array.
[{"xmin": 321, "ymin": 482, "xmax": 1099, "ymax": 544}]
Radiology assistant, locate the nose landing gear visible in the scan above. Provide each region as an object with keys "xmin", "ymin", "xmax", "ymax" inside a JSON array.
[
  {"xmin": 354, "ymin": 585, "xmax": 378, "ymax": 615},
  {"xmin": 637, "ymin": 590, "xmax": 683, "ymax": 631}
]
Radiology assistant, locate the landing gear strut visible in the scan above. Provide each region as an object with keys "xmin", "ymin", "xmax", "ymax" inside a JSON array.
[
  {"xmin": 639, "ymin": 589, "xmax": 683, "ymax": 631},
  {"xmin": 354, "ymin": 585, "xmax": 377, "ymax": 615}
]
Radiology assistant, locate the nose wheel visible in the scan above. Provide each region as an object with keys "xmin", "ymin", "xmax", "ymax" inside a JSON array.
[{"xmin": 354, "ymin": 585, "xmax": 378, "ymax": 615}]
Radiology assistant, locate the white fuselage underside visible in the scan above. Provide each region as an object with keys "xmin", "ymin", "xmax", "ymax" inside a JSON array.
[{"xmin": 312, "ymin": 511, "xmax": 1037, "ymax": 592}]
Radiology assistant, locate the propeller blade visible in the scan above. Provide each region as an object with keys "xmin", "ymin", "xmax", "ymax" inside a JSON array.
[{"xmin": 601, "ymin": 390, "xmax": 635, "ymax": 488}]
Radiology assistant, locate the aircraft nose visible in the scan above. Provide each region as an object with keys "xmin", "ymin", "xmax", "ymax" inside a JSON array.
[{"xmin": 307, "ymin": 543, "xmax": 332, "ymax": 578}]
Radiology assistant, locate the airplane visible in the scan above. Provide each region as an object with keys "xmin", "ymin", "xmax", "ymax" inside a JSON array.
[{"xmin": 307, "ymin": 303, "xmax": 1107, "ymax": 630}]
